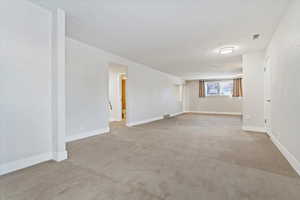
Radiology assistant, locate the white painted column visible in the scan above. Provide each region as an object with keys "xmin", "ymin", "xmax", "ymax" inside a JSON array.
[
  {"xmin": 52, "ymin": 8, "xmax": 68, "ymax": 161},
  {"xmin": 242, "ymin": 51, "xmax": 266, "ymax": 133}
]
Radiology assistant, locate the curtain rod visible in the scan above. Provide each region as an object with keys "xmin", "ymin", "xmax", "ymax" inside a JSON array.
[{"xmin": 197, "ymin": 77, "xmax": 242, "ymax": 81}]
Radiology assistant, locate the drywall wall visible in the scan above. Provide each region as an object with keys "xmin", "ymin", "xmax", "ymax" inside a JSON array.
[
  {"xmin": 242, "ymin": 51, "xmax": 265, "ymax": 131},
  {"xmin": 0, "ymin": 0, "xmax": 53, "ymax": 174},
  {"xmin": 265, "ymin": 0, "xmax": 300, "ymax": 174},
  {"xmin": 66, "ymin": 38, "xmax": 183, "ymax": 139},
  {"xmin": 66, "ymin": 38, "xmax": 110, "ymax": 141},
  {"xmin": 127, "ymin": 65, "xmax": 183, "ymax": 125},
  {"xmin": 184, "ymin": 80, "xmax": 242, "ymax": 114}
]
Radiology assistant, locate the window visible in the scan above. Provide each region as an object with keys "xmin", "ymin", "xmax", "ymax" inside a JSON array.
[{"xmin": 205, "ymin": 80, "xmax": 233, "ymax": 96}]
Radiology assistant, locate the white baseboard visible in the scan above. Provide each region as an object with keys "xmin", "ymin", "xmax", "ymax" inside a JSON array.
[
  {"xmin": 126, "ymin": 111, "xmax": 240, "ymax": 127},
  {"xmin": 187, "ymin": 111, "xmax": 242, "ymax": 116},
  {"xmin": 109, "ymin": 118, "xmax": 122, "ymax": 122},
  {"xmin": 0, "ymin": 152, "xmax": 53, "ymax": 176},
  {"xmin": 127, "ymin": 116, "xmax": 163, "ymax": 127},
  {"xmin": 1, "ymin": 127, "xmax": 110, "ymax": 175},
  {"xmin": 52, "ymin": 150, "xmax": 68, "ymax": 162},
  {"xmin": 109, "ymin": 118, "xmax": 116, "ymax": 122},
  {"xmin": 170, "ymin": 112, "xmax": 185, "ymax": 117},
  {"xmin": 269, "ymin": 133, "xmax": 300, "ymax": 176},
  {"xmin": 242, "ymin": 126, "xmax": 266, "ymax": 133},
  {"xmin": 127, "ymin": 112, "xmax": 186, "ymax": 127},
  {"xmin": 66, "ymin": 127, "xmax": 110, "ymax": 142}
]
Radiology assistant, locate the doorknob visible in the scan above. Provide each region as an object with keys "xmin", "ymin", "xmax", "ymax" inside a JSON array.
[{"xmin": 266, "ymin": 99, "xmax": 271, "ymax": 102}]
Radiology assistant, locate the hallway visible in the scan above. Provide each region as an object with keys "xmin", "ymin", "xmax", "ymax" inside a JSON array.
[{"xmin": 1, "ymin": 114, "xmax": 300, "ymax": 200}]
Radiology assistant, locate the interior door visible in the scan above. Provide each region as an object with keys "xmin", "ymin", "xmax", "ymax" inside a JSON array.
[{"xmin": 264, "ymin": 57, "xmax": 271, "ymax": 135}]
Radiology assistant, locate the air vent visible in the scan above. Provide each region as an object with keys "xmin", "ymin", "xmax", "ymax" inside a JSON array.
[
  {"xmin": 163, "ymin": 114, "xmax": 171, "ymax": 119},
  {"xmin": 253, "ymin": 34, "xmax": 260, "ymax": 40}
]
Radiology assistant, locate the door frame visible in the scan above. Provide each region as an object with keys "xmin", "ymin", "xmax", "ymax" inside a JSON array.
[
  {"xmin": 264, "ymin": 56, "xmax": 272, "ymax": 135},
  {"xmin": 120, "ymin": 73, "xmax": 127, "ymax": 120},
  {"xmin": 107, "ymin": 63, "xmax": 128, "ymax": 123}
]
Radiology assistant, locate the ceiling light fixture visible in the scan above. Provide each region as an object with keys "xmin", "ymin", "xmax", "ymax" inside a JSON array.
[{"xmin": 219, "ymin": 47, "xmax": 235, "ymax": 55}]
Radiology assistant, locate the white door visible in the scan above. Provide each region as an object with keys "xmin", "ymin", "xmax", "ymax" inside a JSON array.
[{"xmin": 264, "ymin": 57, "xmax": 271, "ymax": 135}]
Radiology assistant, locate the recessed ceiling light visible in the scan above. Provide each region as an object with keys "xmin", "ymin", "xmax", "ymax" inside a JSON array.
[{"xmin": 219, "ymin": 47, "xmax": 234, "ymax": 55}]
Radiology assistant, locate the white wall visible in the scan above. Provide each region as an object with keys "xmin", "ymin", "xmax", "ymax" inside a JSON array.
[
  {"xmin": 66, "ymin": 38, "xmax": 110, "ymax": 141},
  {"xmin": 66, "ymin": 38, "xmax": 183, "ymax": 139},
  {"xmin": 0, "ymin": 0, "xmax": 53, "ymax": 174},
  {"xmin": 184, "ymin": 80, "xmax": 242, "ymax": 114},
  {"xmin": 127, "ymin": 65, "xmax": 183, "ymax": 125},
  {"xmin": 242, "ymin": 51, "xmax": 265, "ymax": 131},
  {"xmin": 265, "ymin": 0, "xmax": 300, "ymax": 174}
]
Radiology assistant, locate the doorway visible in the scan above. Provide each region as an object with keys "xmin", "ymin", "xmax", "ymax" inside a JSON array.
[
  {"xmin": 108, "ymin": 63, "xmax": 128, "ymax": 124},
  {"xmin": 121, "ymin": 74, "xmax": 127, "ymax": 120},
  {"xmin": 264, "ymin": 56, "xmax": 271, "ymax": 135}
]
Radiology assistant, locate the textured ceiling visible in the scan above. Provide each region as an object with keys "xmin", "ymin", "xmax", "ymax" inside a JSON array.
[{"xmin": 30, "ymin": 0, "xmax": 289, "ymax": 77}]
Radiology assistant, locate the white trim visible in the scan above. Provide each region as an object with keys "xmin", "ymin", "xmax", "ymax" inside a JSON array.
[
  {"xmin": 66, "ymin": 127, "xmax": 110, "ymax": 142},
  {"xmin": 242, "ymin": 126, "xmax": 266, "ymax": 133},
  {"xmin": 51, "ymin": 8, "xmax": 67, "ymax": 161},
  {"xmin": 170, "ymin": 112, "xmax": 185, "ymax": 117},
  {"xmin": 182, "ymin": 73, "xmax": 243, "ymax": 81},
  {"xmin": 0, "ymin": 152, "xmax": 52, "ymax": 176},
  {"xmin": 109, "ymin": 118, "xmax": 122, "ymax": 122},
  {"xmin": 187, "ymin": 111, "xmax": 242, "ymax": 116},
  {"xmin": 269, "ymin": 133, "xmax": 300, "ymax": 176},
  {"xmin": 127, "ymin": 116, "xmax": 163, "ymax": 127},
  {"xmin": 109, "ymin": 117, "xmax": 115, "ymax": 122},
  {"xmin": 52, "ymin": 151, "xmax": 68, "ymax": 161}
]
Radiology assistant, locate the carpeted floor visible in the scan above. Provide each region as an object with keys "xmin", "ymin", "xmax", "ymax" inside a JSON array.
[{"xmin": 1, "ymin": 114, "xmax": 300, "ymax": 200}]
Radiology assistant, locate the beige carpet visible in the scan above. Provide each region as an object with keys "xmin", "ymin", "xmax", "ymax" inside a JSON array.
[{"xmin": 1, "ymin": 114, "xmax": 300, "ymax": 200}]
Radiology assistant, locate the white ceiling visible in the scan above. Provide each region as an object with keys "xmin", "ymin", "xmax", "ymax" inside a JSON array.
[{"xmin": 30, "ymin": 0, "xmax": 289, "ymax": 77}]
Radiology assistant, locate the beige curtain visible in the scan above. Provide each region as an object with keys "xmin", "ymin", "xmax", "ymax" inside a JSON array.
[
  {"xmin": 199, "ymin": 80, "xmax": 205, "ymax": 97},
  {"xmin": 233, "ymin": 78, "xmax": 243, "ymax": 97}
]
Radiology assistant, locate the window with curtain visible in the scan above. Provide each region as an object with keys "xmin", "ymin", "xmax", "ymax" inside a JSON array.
[
  {"xmin": 199, "ymin": 79, "xmax": 243, "ymax": 97},
  {"xmin": 205, "ymin": 80, "xmax": 233, "ymax": 96}
]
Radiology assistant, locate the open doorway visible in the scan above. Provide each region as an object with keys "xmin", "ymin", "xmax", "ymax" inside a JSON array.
[
  {"xmin": 108, "ymin": 63, "xmax": 128, "ymax": 125},
  {"xmin": 264, "ymin": 56, "xmax": 272, "ymax": 136},
  {"xmin": 120, "ymin": 74, "xmax": 127, "ymax": 120}
]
